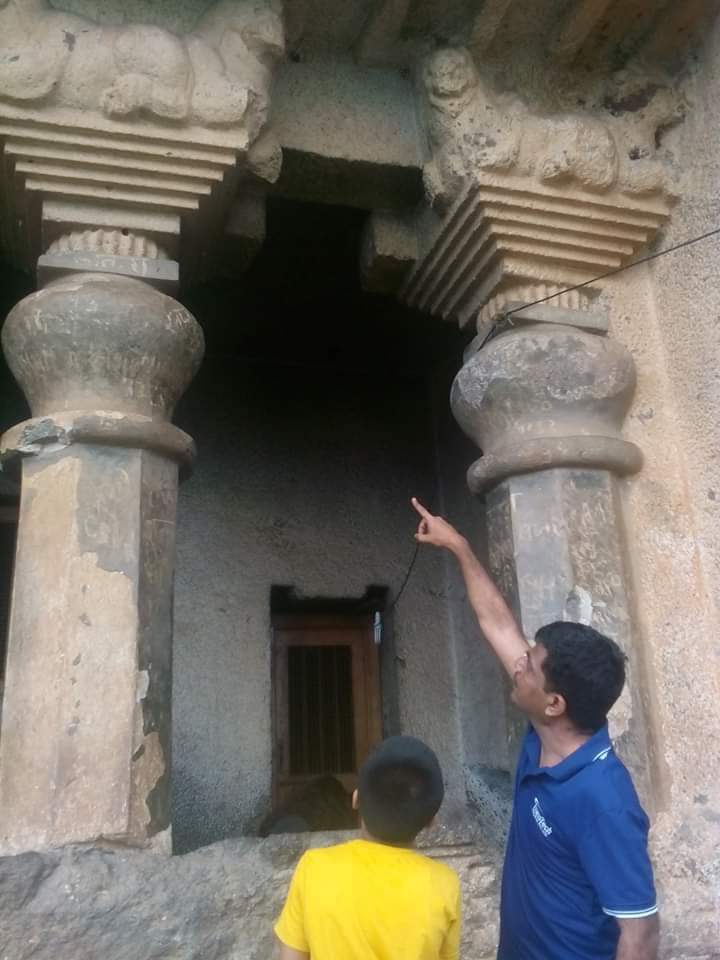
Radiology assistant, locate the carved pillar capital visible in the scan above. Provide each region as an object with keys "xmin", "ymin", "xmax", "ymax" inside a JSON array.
[
  {"xmin": 1, "ymin": 269, "xmax": 203, "ymax": 470},
  {"xmin": 401, "ymin": 43, "xmax": 681, "ymax": 335},
  {"xmin": 451, "ymin": 319, "xmax": 641, "ymax": 494},
  {"xmin": 0, "ymin": 0, "xmax": 285, "ymax": 285}
]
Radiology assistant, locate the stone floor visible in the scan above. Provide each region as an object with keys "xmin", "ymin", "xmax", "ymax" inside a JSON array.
[{"xmin": 0, "ymin": 825, "xmax": 502, "ymax": 960}]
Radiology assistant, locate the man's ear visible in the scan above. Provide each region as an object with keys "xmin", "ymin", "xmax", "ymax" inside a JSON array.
[
  {"xmin": 351, "ymin": 789, "xmax": 359, "ymax": 811},
  {"xmin": 545, "ymin": 692, "xmax": 566, "ymax": 718}
]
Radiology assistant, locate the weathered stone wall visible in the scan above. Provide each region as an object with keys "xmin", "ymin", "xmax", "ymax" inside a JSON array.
[
  {"xmin": 171, "ymin": 354, "xmax": 471, "ymax": 851},
  {"xmin": 594, "ymin": 20, "xmax": 720, "ymax": 955}
]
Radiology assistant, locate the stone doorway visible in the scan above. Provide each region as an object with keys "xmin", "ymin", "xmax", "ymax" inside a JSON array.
[
  {"xmin": 169, "ymin": 197, "xmax": 480, "ymax": 853},
  {"xmin": 268, "ymin": 611, "xmax": 382, "ymax": 832}
]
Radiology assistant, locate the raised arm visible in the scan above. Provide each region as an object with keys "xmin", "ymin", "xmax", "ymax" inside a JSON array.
[{"xmin": 411, "ymin": 498, "xmax": 529, "ymax": 677}]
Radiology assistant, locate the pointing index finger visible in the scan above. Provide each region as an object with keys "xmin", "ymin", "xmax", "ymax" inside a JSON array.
[{"xmin": 411, "ymin": 497, "xmax": 432, "ymax": 520}]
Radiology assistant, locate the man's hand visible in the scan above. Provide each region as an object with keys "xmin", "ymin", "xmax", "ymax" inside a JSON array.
[
  {"xmin": 411, "ymin": 498, "xmax": 528, "ymax": 677},
  {"xmin": 616, "ymin": 915, "xmax": 659, "ymax": 960},
  {"xmin": 412, "ymin": 498, "xmax": 467, "ymax": 553}
]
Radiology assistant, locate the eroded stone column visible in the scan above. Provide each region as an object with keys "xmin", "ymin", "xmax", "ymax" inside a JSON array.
[
  {"xmin": 451, "ymin": 311, "xmax": 653, "ymax": 794},
  {"xmin": 0, "ymin": 269, "xmax": 204, "ymax": 854}
]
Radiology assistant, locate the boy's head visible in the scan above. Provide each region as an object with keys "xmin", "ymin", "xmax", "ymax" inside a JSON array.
[
  {"xmin": 356, "ymin": 736, "xmax": 444, "ymax": 844},
  {"xmin": 512, "ymin": 621, "xmax": 627, "ymax": 732}
]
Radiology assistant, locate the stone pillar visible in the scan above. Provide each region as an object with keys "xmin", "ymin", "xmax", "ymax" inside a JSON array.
[
  {"xmin": 0, "ymin": 267, "xmax": 204, "ymax": 854},
  {"xmin": 451, "ymin": 311, "xmax": 653, "ymax": 793}
]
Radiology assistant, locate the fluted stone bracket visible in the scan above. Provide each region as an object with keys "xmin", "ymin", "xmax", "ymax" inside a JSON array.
[
  {"xmin": 402, "ymin": 173, "xmax": 670, "ymax": 335},
  {"xmin": 0, "ymin": 0, "xmax": 285, "ymax": 284},
  {"xmin": 394, "ymin": 38, "xmax": 681, "ymax": 327},
  {"xmin": 451, "ymin": 319, "xmax": 642, "ymax": 495}
]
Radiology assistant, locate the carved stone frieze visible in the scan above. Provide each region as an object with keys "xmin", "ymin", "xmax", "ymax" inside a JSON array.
[
  {"xmin": 0, "ymin": 0, "xmax": 285, "ymax": 280},
  {"xmin": 422, "ymin": 47, "xmax": 683, "ymax": 212},
  {"xmin": 0, "ymin": 0, "xmax": 283, "ymax": 130}
]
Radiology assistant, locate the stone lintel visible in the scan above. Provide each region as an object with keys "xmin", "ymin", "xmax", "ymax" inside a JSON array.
[
  {"xmin": 216, "ymin": 191, "xmax": 267, "ymax": 277},
  {"xmin": 271, "ymin": 59, "xmax": 423, "ymax": 209},
  {"xmin": 359, "ymin": 210, "xmax": 418, "ymax": 294},
  {"xmin": 275, "ymin": 150, "xmax": 423, "ymax": 210}
]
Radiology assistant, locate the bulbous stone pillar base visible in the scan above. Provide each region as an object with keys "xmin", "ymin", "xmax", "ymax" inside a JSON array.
[
  {"xmin": 0, "ymin": 273, "xmax": 204, "ymax": 855},
  {"xmin": 452, "ymin": 320, "xmax": 654, "ymax": 797}
]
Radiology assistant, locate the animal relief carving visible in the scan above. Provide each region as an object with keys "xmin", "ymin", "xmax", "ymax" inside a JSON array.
[
  {"xmin": 422, "ymin": 47, "xmax": 680, "ymax": 209},
  {"xmin": 0, "ymin": 0, "xmax": 284, "ymax": 142}
]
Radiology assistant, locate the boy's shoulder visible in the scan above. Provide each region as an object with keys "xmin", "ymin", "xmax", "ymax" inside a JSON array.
[
  {"xmin": 301, "ymin": 839, "xmax": 459, "ymax": 886},
  {"xmin": 413, "ymin": 847, "xmax": 461, "ymax": 887}
]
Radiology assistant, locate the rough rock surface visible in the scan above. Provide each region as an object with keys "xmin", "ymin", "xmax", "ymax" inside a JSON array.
[{"xmin": 0, "ymin": 828, "xmax": 502, "ymax": 960}]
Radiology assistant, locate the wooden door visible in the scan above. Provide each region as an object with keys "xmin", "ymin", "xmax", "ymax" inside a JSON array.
[{"xmin": 272, "ymin": 613, "xmax": 382, "ymax": 808}]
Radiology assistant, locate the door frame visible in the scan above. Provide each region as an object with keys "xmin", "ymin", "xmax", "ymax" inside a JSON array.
[{"xmin": 271, "ymin": 612, "xmax": 382, "ymax": 809}]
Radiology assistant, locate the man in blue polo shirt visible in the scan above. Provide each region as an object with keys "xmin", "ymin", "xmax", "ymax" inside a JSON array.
[{"xmin": 412, "ymin": 498, "xmax": 659, "ymax": 960}]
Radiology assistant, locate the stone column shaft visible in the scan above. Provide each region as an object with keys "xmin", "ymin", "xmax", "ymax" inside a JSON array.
[
  {"xmin": 0, "ymin": 269, "xmax": 203, "ymax": 854},
  {"xmin": 2, "ymin": 447, "xmax": 176, "ymax": 848},
  {"xmin": 452, "ymin": 313, "xmax": 652, "ymax": 793}
]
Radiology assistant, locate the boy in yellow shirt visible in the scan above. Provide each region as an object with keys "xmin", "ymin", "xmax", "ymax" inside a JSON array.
[{"xmin": 274, "ymin": 736, "xmax": 461, "ymax": 960}]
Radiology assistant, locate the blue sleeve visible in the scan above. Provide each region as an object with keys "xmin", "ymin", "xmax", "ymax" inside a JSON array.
[{"xmin": 577, "ymin": 805, "xmax": 657, "ymax": 919}]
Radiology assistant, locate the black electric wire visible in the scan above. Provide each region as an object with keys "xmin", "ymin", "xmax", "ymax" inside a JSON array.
[
  {"xmin": 387, "ymin": 541, "xmax": 420, "ymax": 612},
  {"xmin": 391, "ymin": 223, "xmax": 720, "ymax": 602},
  {"xmin": 501, "ymin": 224, "xmax": 720, "ymax": 322}
]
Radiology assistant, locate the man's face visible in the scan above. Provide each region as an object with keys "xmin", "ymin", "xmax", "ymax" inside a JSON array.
[{"xmin": 511, "ymin": 643, "xmax": 555, "ymax": 719}]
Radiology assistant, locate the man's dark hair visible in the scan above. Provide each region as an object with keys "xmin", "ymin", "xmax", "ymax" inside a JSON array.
[
  {"xmin": 358, "ymin": 736, "xmax": 444, "ymax": 844},
  {"xmin": 535, "ymin": 621, "xmax": 627, "ymax": 733}
]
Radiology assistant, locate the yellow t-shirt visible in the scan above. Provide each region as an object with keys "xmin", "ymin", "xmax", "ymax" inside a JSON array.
[{"xmin": 274, "ymin": 838, "xmax": 461, "ymax": 960}]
